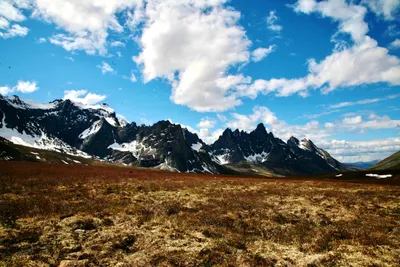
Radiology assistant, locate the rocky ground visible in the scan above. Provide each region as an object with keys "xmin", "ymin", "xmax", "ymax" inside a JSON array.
[{"xmin": 0, "ymin": 161, "xmax": 399, "ymax": 266}]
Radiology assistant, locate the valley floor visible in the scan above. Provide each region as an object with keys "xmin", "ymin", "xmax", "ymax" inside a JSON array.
[{"xmin": 0, "ymin": 161, "xmax": 399, "ymax": 266}]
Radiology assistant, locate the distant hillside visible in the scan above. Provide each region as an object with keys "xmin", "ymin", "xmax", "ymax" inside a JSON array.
[
  {"xmin": 344, "ymin": 160, "xmax": 380, "ymax": 169},
  {"xmin": 370, "ymin": 151, "xmax": 400, "ymax": 170}
]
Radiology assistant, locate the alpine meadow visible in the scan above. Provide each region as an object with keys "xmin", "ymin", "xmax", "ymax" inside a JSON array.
[{"xmin": 0, "ymin": 0, "xmax": 400, "ymax": 266}]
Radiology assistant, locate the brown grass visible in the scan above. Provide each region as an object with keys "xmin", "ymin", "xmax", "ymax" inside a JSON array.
[{"xmin": 0, "ymin": 161, "xmax": 399, "ymax": 266}]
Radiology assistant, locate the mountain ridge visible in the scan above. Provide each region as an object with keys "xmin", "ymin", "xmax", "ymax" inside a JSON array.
[{"xmin": 0, "ymin": 94, "xmax": 350, "ymax": 176}]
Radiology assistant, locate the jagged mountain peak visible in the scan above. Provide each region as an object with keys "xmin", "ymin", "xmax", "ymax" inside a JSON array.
[
  {"xmin": 287, "ymin": 136, "xmax": 300, "ymax": 149},
  {"xmin": 222, "ymin": 128, "xmax": 233, "ymax": 136},
  {"xmin": 255, "ymin": 122, "xmax": 266, "ymax": 132}
]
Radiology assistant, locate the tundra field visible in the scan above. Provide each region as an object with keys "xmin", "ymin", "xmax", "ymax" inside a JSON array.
[{"xmin": 0, "ymin": 161, "xmax": 400, "ymax": 266}]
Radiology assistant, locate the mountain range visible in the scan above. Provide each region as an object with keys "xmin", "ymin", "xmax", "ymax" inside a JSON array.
[
  {"xmin": 344, "ymin": 160, "xmax": 380, "ymax": 169},
  {"xmin": 0, "ymin": 94, "xmax": 351, "ymax": 176}
]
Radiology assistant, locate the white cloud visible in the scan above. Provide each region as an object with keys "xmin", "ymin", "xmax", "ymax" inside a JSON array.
[
  {"xmin": 0, "ymin": 80, "xmax": 38, "ymax": 95},
  {"xmin": 198, "ymin": 128, "xmax": 224, "ymax": 144},
  {"xmin": 29, "ymin": 0, "xmax": 143, "ymax": 55},
  {"xmin": 110, "ymin": 41, "xmax": 125, "ymax": 47},
  {"xmin": 390, "ymin": 39, "xmax": 400, "ymax": 49},
  {"xmin": 237, "ymin": 0, "xmax": 400, "ymax": 99},
  {"xmin": 0, "ymin": 1, "xmax": 29, "ymax": 39},
  {"xmin": 294, "ymin": 0, "xmax": 368, "ymax": 43},
  {"xmin": 0, "ymin": 1, "xmax": 26, "ymax": 22},
  {"xmin": 328, "ymin": 94, "xmax": 400, "ymax": 109},
  {"xmin": 0, "ymin": 86, "xmax": 12, "ymax": 95},
  {"xmin": 0, "ymin": 23, "xmax": 28, "ymax": 38},
  {"xmin": 266, "ymin": 10, "xmax": 282, "ymax": 32},
  {"xmin": 63, "ymin": 90, "xmax": 106, "ymax": 105},
  {"xmin": 342, "ymin": 115, "xmax": 362, "ymax": 125},
  {"xmin": 357, "ymin": 114, "xmax": 400, "ymax": 130},
  {"xmin": 0, "ymin": 17, "xmax": 10, "ymax": 29},
  {"xmin": 318, "ymin": 138, "xmax": 400, "ymax": 162},
  {"xmin": 363, "ymin": 0, "xmax": 400, "ymax": 20},
  {"xmin": 133, "ymin": 0, "xmax": 251, "ymax": 112},
  {"xmin": 251, "ymin": 45, "xmax": 275, "ymax": 62},
  {"xmin": 36, "ymin": 37, "xmax": 46, "ymax": 43},
  {"xmin": 14, "ymin": 80, "xmax": 38, "ymax": 93},
  {"xmin": 116, "ymin": 51, "xmax": 122, "ymax": 57},
  {"xmin": 197, "ymin": 118, "xmax": 216, "ymax": 129},
  {"xmin": 97, "ymin": 61, "xmax": 114, "ymax": 74},
  {"xmin": 307, "ymin": 37, "xmax": 400, "ymax": 94}
]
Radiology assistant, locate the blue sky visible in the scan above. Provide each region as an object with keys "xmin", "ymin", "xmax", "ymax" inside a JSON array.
[{"xmin": 0, "ymin": 0, "xmax": 400, "ymax": 162}]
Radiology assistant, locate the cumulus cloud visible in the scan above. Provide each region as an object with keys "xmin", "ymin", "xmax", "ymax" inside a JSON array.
[
  {"xmin": 133, "ymin": 0, "xmax": 251, "ymax": 112},
  {"xmin": 251, "ymin": 45, "xmax": 275, "ymax": 62},
  {"xmin": 0, "ymin": 23, "xmax": 28, "ymax": 38},
  {"xmin": 0, "ymin": 17, "xmax": 9, "ymax": 29},
  {"xmin": 294, "ymin": 0, "xmax": 369, "ymax": 43},
  {"xmin": 342, "ymin": 116, "xmax": 362, "ymax": 125},
  {"xmin": 0, "ymin": 1, "xmax": 29, "ymax": 39},
  {"xmin": 63, "ymin": 90, "xmax": 106, "ymax": 105},
  {"xmin": 27, "ymin": 0, "xmax": 143, "ymax": 55},
  {"xmin": 318, "ymin": 138, "xmax": 400, "ymax": 162},
  {"xmin": 362, "ymin": 0, "xmax": 400, "ymax": 20},
  {"xmin": 97, "ymin": 61, "xmax": 114, "ymax": 74},
  {"xmin": 0, "ymin": 80, "xmax": 38, "ymax": 95},
  {"xmin": 197, "ymin": 118, "xmax": 216, "ymax": 129},
  {"xmin": 266, "ymin": 10, "xmax": 283, "ymax": 32},
  {"xmin": 0, "ymin": 1, "xmax": 26, "ymax": 22},
  {"xmin": 0, "ymin": 86, "xmax": 13, "ymax": 95},
  {"xmin": 14, "ymin": 80, "xmax": 38, "ymax": 93},
  {"xmin": 390, "ymin": 39, "xmax": 400, "ymax": 49},
  {"xmin": 235, "ymin": 0, "xmax": 400, "ymax": 99},
  {"xmin": 198, "ymin": 128, "xmax": 225, "ymax": 145}
]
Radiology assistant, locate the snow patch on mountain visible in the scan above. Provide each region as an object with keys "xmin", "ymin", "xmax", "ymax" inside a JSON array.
[
  {"xmin": 156, "ymin": 158, "xmax": 180, "ymax": 172},
  {"xmin": 214, "ymin": 154, "xmax": 230, "ymax": 165},
  {"xmin": 0, "ymin": 115, "xmax": 90, "ymax": 158},
  {"xmin": 79, "ymin": 120, "xmax": 102, "ymax": 139},
  {"xmin": 245, "ymin": 151, "xmax": 269, "ymax": 164},
  {"xmin": 104, "ymin": 117, "xmax": 119, "ymax": 127},
  {"xmin": 71, "ymin": 101, "xmax": 115, "ymax": 114},
  {"xmin": 4, "ymin": 96, "xmax": 58, "ymax": 110},
  {"xmin": 108, "ymin": 140, "xmax": 156, "ymax": 159},
  {"xmin": 191, "ymin": 142, "xmax": 202, "ymax": 152},
  {"xmin": 118, "ymin": 118, "xmax": 128, "ymax": 127}
]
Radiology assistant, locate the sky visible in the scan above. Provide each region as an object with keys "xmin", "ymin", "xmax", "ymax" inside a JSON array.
[{"xmin": 0, "ymin": 0, "xmax": 400, "ymax": 163}]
